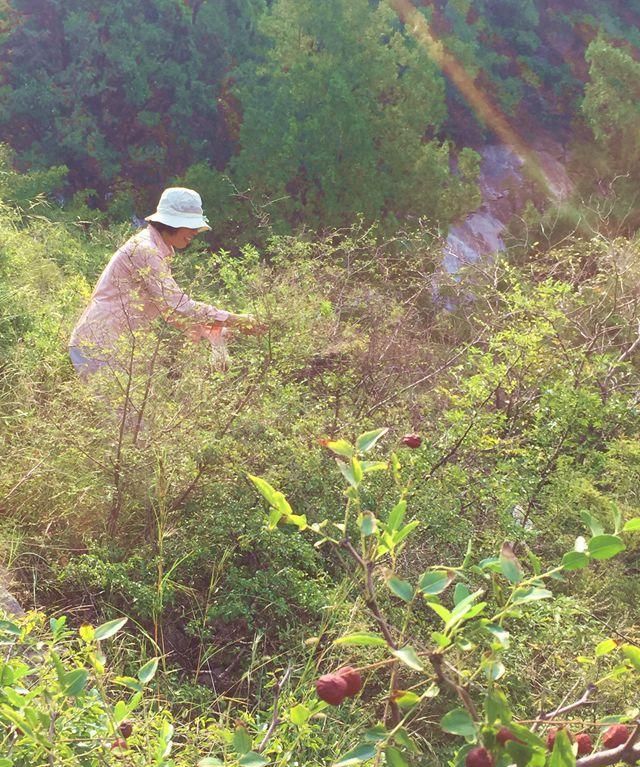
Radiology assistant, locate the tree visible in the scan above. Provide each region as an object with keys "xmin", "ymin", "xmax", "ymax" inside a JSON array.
[
  {"xmin": 0, "ymin": 0, "xmax": 267, "ymax": 197},
  {"xmin": 229, "ymin": 0, "xmax": 478, "ymax": 231}
]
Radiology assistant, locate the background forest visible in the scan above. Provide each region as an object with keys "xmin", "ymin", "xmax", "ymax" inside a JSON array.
[{"xmin": 1, "ymin": 1, "xmax": 640, "ymax": 766}]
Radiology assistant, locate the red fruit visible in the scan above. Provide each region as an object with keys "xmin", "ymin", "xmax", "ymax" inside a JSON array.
[
  {"xmin": 602, "ymin": 724, "xmax": 630, "ymax": 749},
  {"xmin": 111, "ymin": 738, "xmax": 128, "ymax": 751},
  {"xmin": 119, "ymin": 720, "xmax": 133, "ymax": 739},
  {"xmin": 401, "ymin": 433, "xmax": 422, "ymax": 449},
  {"xmin": 575, "ymin": 733, "xmax": 593, "ymax": 756},
  {"xmin": 316, "ymin": 673, "xmax": 348, "ymax": 705},
  {"xmin": 465, "ymin": 746, "xmax": 494, "ymax": 767},
  {"xmin": 336, "ymin": 666, "xmax": 362, "ymax": 697},
  {"xmin": 497, "ymin": 727, "xmax": 519, "ymax": 746}
]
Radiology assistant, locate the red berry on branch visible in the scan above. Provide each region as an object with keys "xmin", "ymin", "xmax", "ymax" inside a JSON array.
[
  {"xmin": 315, "ymin": 673, "xmax": 349, "ymax": 705},
  {"xmin": 602, "ymin": 724, "xmax": 630, "ymax": 749},
  {"xmin": 119, "ymin": 720, "xmax": 133, "ymax": 739},
  {"xmin": 465, "ymin": 746, "xmax": 494, "ymax": 767},
  {"xmin": 401, "ymin": 433, "xmax": 422, "ymax": 448},
  {"xmin": 336, "ymin": 666, "xmax": 362, "ymax": 697},
  {"xmin": 110, "ymin": 738, "xmax": 128, "ymax": 751},
  {"xmin": 496, "ymin": 727, "xmax": 520, "ymax": 746},
  {"xmin": 575, "ymin": 733, "xmax": 593, "ymax": 756}
]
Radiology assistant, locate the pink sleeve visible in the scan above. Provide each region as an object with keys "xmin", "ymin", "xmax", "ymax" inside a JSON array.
[{"xmin": 129, "ymin": 242, "xmax": 230, "ymax": 325}]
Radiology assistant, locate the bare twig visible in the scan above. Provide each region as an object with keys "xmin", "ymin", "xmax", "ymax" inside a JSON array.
[{"xmin": 257, "ymin": 665, "xmax": 292, "ymax": 753}]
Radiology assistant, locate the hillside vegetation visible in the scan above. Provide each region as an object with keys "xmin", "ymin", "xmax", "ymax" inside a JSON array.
[{"xmin": 1, "ymin": 0, "xmax": 640, "ymax": 765}]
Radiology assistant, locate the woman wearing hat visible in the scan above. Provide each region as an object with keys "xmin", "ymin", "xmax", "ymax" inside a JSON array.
[{"xmin": 69, "ymin": 187, "xmax": 262, "ymax": 378}]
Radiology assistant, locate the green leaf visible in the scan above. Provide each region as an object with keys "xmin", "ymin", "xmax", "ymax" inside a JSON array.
[
  {"xmin": 239, "ymin": 753, "xmax": 269, "ymax": 767},
  {"xmin": 198, "ymin": 759, "xmax": 224, "ymax": 767},
  {"xmin": 63, "ymin": 668, "xmax": 88, "ymax": 697},
  {"xmin": 484, "ymin": 659, "xmax": 505, "ymax": 680},
  {"xmin": 359, "ymin": 512, "xmax": 378, "ymax": 536},
  {"xmin": 418, "ymin": 570, "xmax": 454, "ymax": 596},
  {"xmin": 440, "ymin": 707, "xmax": 476, "ymax": 738},
  {"xmin": 394, "ymin": 520, "xmax": 420, "ymax": 546},
  {"xmin": 394, "ymin": 691, "xmax": 421, "ymax": 709},
  {"xmin": 137, "ymin": 657, "xmax": 159, "ymax": 685},
  {"xmin": 334, "ymin": 743, "xmax": 377, "ymax": 766},
  {"xmin": 385, "ymin": 746, "xmax": 409, "ymax": 767},
  {"xmin": 0, "ymin": 620, "xmax": 20, "ymax": 637},
  {"xmin": 289, "ymin": 704, "xmax": 311, "ymax": 726},
  {"xmin": 233, "ymin": 726, "xmax": 252, "ymax": 755},
  {"xmin": 391, "ymin": 645, "xmax": 423, "ymax": 671},
  {"xmin": 425, "ymin": 602, "xmax": 452, "ymax": 624},
  {"xmin": 580, "ymin": 510, "xmax": 604, "ymax": 537},
  {"xmin": 587, "ymin": 534, "xmax": 625, "ymax": 560},
  {"xmin": 113, "ymin": 700, "xmax": 129, "ymax": 724},
  {"xmin": 247, "ymin": 475, "xmax": 279, "ymax": 506},
  {"xmin": 338, "ymin": 459, "xmax": 360, "ymax": 488},
  {"xmin": 623, "ymin": 517, "xmax": 640, "ymax": 532},
  {"xmin": 387, "ymin": 500, "xmax": 406, "ymax": 532},
  {"xmin": 595, "ymin": 638, "xmax": 617, "ymax": 657},
  {"xmin": 363, "ymin": 725, "xmax": 387, "ymax": 742},
  {"xmin": 549, "ymin": 728, "xmax": 575, "ymax": 767},
  {"xmin": 483, "ymin": 623, "xmax": 510, "ymax": 649},
  {"xmin": 113, "ymin": 676, "xmax": 142, "ymax": 692},
  {"xmin": 621, "ymin": 644, "xmax": 640, "ymax": 671},
  {"xmin": 360, "ymin": 461, "xmax": 388, "ymax": 474},
  {"xmin": 387, "ymin": 577, "xmax": 414, "ymax": 603},
  {"xmin": 454, "ymin": 583, "xmax": 471, "ymax": 605},
  {"xmin": 326, "ymin": 439, "xmax": 355, "ymax": 458},
  {"xmin": 485, "ymin": 687, "xmax": 511, "ymax": 724},
  {"xmin": 334, "ymin": 632, "xmax": 388, "ymax": 647},
  {"xmin": 562, "ymin": 551, "xmax": 590, "ymax": 570},
  {"xmin": 511, "ymin": 587, "xmax": 553, "ymax": 605},
  {"xmin": 0, "ymin": 759, "xmax": 13, "ymax": 767},
  {"xmin": 94, "ymin": 617, "xmax": 128, "ymax": 641},
  {"xmin": 500, "ymin": 542, "xmax": 523, "ymax": 584},
  {"xmin": 356, "ymin": 428, "xmax": 388, "ymax": 454}
]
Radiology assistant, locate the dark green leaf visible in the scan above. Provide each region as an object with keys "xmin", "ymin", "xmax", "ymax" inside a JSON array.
[
  {"xmin": 233, "ymin": 726, "xmax": 252, "ymax": 755},
  {"xmin": 137, "ymin": 657, "xmax": 159, "ymax": 685},
  {"xmin": 621, "ymin": 644, "xmax": 640, "ymax": 670},
  {"xmin": 385, "ymin": 746, "xmax": 409, "ymax": 767},
  {"xmin": 387, "ymin": 500, "xmax": 406, "ymax": 532},
  {"xmin": 94, "ymin": 617, "xmax": 128, "ymax": 641},
  {"xmin": 580, "ymin": 510, "xmax": 604, "ymax": 537},
  {"xmin": 418, "ymin": 570, "xmax": 454, "ymax": 595},
  {"xmin": 334, "ymin": 743, "xmax": 377, "ymax": 766},
  {"xmin": 500, "ymin": 542, "xmax": 523, "ymax": 584},
  {"xmin": 387, "ymin": 577, "xmax": 414, "ymax": 603},
  {"xmin": 549, "ymin": 728, "xmax": 575, "ymax": 767},
  {"xmin": 356, "ymin": 428, "xmax": 388, "ymax": 453},
  {"xmin": 511, "ymin": 587, "xmax": 552, "ymax": 605},
  {"xmin": 562, "ymin": 551, "xmax": 590, "ymax": 570},
  {"xmin": 63, "ymin": 669, "xmax": 88, "ymax": 697},
  {"xmin": 440, "ymin": 707, "xmax": 476, "ymax": 738},
  {"xmin": 391, "ymin": 646, "xmax": 423, "ymax": 671},
  {"xmin": 588, "ymin": 534, "xmax": 625, "ymax": 560},
  {"xmin": 239, "ymin": 753, "xmax": 269, "ymax": 767}
]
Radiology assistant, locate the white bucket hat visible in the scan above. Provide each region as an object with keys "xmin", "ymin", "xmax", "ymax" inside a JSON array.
[{"xmin": 145, "ymin": 187, "xmax": 211, "ymax": 232}]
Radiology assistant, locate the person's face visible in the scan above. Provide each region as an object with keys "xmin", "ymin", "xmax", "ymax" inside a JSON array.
[{"xmin": 163, "ymin": 227, "xmax": 200, "ymax": 249}]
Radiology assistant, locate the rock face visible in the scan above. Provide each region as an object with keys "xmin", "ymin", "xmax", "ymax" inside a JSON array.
[
  {"xmin": 444, "ymin": 141, "xmax": 572, "ymax": 272},
  {"xmin": 0, "ymin": 573, "xmax": 24, "ymax": 617}
]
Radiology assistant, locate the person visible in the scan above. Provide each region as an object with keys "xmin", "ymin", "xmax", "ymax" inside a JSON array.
[{"xmin": 69, "ymin": 187, "xmax": 263, "ymax": 379}]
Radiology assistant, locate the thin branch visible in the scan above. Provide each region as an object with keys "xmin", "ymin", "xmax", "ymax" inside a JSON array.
[
  {"xmin": 257, "ymin": 665, "xmax": 292, "ymax": 753},
  {"xmin": 538, "ymin": 684, "xmax": 597, "ymax": 722}
]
